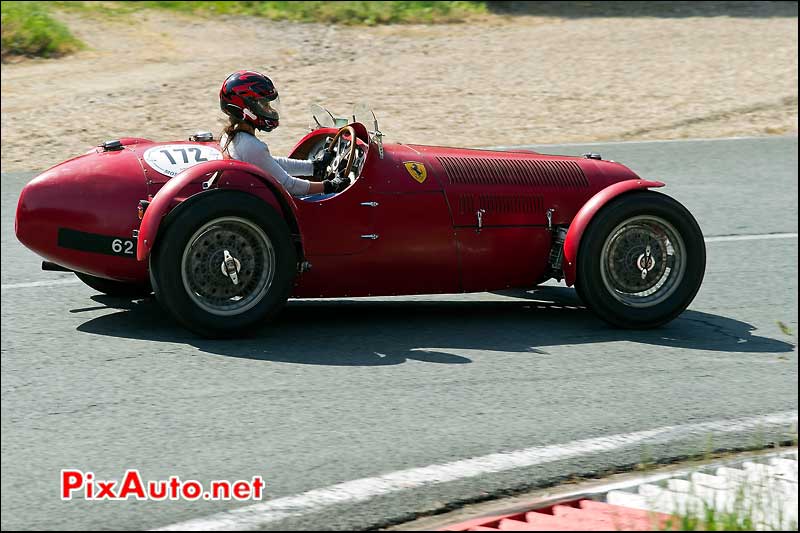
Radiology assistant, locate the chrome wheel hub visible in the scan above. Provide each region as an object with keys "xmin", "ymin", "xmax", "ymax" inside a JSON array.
[
  {"xmin": 636, "ymin": 245, "xmax": 657, "ymax": 280},
  {"xmin": 221, "ymin": 250, "xmax": 242, "ymax": 285}
]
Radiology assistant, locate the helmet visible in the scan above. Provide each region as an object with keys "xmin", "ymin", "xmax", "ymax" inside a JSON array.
[{"xmin": 219, "ymin": 70, "xmax": 281, "ymax": 132}]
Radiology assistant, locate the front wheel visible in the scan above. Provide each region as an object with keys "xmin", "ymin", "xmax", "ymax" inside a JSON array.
[
  {"xmin": 149, "ymin": 190, "xmax": 296, "ymax": 338},
  {"xmin": 576, "ymin": 191, "xmax": 705, "ymax": 329}
]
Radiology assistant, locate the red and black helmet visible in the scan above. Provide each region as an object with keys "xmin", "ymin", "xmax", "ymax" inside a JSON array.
[{"xmin": 219, "ymin": 70, "xmax": 281, "ymax": 132}]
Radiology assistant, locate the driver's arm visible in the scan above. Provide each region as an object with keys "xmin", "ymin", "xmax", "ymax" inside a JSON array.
[
  {"xmin": 259, "ymin": 147, "xmax": 326, "ymax": 195},
  {"xmin": 235, "ymin": 135, "xmax": 317, "ymax": 196},
  {"xmin": 235, "ymin": 135, "xmax": 345, "ymax": 195},
  {"xmin": 273, "ymin": 156, "xmax": 313, "ymax": 177}
]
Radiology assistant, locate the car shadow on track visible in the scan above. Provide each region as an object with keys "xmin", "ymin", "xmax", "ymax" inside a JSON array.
[{"xmin": 73, "ymin": 286, "xmax": 796, "ymax": 366}]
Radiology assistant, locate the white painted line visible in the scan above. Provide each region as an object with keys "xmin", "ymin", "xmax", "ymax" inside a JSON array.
[
  {"xmin": 705, "ymin": 232, "xmax": 797, "ymax": 243},
  {"xmin": 154, "ymin": 411, "xmax": 797, "ymax": 531},
  {"xmin": 0, "ymin": 278, "xmax": 81, "ymax": 290}
]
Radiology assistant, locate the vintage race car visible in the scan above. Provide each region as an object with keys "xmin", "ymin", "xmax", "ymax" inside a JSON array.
[{"xmin": 15, "ymin": 104, "xmax": 705, "ymax": 337}]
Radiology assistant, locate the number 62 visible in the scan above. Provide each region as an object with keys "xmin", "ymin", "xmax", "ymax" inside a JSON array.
[{"xmin": 112, "ymin": 239, "xmax": 134, "ymax": 254}]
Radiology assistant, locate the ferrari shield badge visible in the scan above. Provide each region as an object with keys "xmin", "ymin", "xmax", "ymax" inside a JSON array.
[{"xmin": 403, "ymin": 161, "xmax": 427, "ymax": 183}]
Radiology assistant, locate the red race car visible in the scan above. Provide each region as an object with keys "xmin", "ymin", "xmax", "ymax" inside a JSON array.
[{"xmin": 15, "ymin": 104, "xmax": 705, "ymax": 337}]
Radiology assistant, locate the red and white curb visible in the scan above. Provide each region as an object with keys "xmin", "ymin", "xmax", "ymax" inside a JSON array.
[{"xmin": 439, "ymin": 449, "xmax": 797, "ymax": 531}]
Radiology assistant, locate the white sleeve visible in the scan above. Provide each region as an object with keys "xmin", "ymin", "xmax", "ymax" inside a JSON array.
[
  {"xmin": 233, "ymin": 135, "xmax": 312, "ymax": 196},
  {"xmin": 274, "ymin": 156, "xmax": 314, "ymax": 177}
]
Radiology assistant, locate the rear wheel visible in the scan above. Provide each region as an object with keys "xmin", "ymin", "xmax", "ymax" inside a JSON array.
[
  {"xmin": 150, "ymin": 190, "xmax": 296, "ymax": 338},
  {"xmin": 75, "ymin": 272, "xmax": 151, "ymax": 298},
  {"xmin": 576, "ymin": 191, "xmax": 705, "ymax": 328}
]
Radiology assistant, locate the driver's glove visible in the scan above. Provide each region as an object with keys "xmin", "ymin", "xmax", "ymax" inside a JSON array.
[
  {"xmin": 312, "ymin": 150, "xmax": 335, "ymax": 180},
  {"xmin": 323, "ymin": 176, "xmax": 351, "ymax": 194}
]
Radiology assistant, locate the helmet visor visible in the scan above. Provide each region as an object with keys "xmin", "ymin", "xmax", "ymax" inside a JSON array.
[{"xmin": 253, "ymin": 95, "xmax": 281, "ymax": 121}]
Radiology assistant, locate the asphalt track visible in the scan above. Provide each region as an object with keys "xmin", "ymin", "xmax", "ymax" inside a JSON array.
[{"xmin": 1, "ymin": 137, "xmax": 797, "ymax": 531}]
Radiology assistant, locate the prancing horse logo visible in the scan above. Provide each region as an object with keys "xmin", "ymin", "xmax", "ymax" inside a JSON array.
[{"xmin": 403, "ymin": 161, "xmax": 427, "ymax": 183}]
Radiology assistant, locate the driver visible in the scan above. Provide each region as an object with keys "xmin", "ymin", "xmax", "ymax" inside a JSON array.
[{"xmin": 219, "ymin": 70, "xmax": 350, "ymax": 197}]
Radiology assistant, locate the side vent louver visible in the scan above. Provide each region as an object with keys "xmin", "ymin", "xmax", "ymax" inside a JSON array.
[
  {"xmin": 438, "ymin": 156, "xmax": 588, "ymax": 187},
  {"xmin": 458, "ymin": 194, "xmax": 544, "ymax": 215}
]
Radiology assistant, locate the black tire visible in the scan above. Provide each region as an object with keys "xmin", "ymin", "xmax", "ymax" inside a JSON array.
[
  {"xmin": 574, "ymin": 280, "xmax": 588, "ymax": 306},
  {"xmin": 75, "ymin": 272, "xmax": 151, "ymax": 298},
  {"xmin": 149, "ymin": 190, "xmax": 296, "ymax": 338},
  {"xmin": 576, "ymin": 190, "xmax": 705, "ymax": 329}
]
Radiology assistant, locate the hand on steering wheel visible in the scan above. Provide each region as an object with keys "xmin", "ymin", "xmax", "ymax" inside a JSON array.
[{"xmin": 323, "ymin": 125, "xmax": 357, "ymax": 181}]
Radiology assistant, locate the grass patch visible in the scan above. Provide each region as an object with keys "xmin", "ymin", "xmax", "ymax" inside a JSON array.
[
  {"xmin": 2, "ymin": 1, "xmax": 486, "ymax": 60},
  {"xmin": 666, "ymin": 505, "xmax": 757, "ymax": 531},
  {"xmin": 663, "ymin": 494, "xmax": 798, "ymax": 531},
  {"xmin": 51, "ymin": 1, "xmax": 488, "ymax": 25},
  {"xmin": 1, "ymin": 1, "xmax": 84, "ymax": 61},
  {"xmin": 777, "ymin": 321, "xmax": 793, "ymax": 336}
]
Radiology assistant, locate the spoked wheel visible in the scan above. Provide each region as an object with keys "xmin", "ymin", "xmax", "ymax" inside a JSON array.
[
  {"xmin": 576, "ymin": 191, "xmax": 705, "ymax": 328},
  {"xmin": 150, "ymin": 190, "xmax": 296, "ymax": 338},
  {"xmin": 180, "ymin": 217, "xmax": 276, "ymax": 317},
  {"xmin": 600, "ymin": 215, "xmax": 686, "ymax": 308}
]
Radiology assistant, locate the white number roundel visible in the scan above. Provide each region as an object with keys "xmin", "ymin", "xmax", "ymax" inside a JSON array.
[{"xmin": 143, "ymin": 144, "xmax": 223, "ymax": 177}]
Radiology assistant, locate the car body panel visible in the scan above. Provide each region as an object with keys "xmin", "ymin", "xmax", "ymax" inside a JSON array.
[
  {"xmin": 291, "ymin": 190, "xmax": 459, "ymax": 297},
  {"xmin": 15, "ymin": 147, "xmax": 147, "ymax": 281},
  {"xmin": 457, "ymin": 226, "xmax": 551, "ymax": 292}
]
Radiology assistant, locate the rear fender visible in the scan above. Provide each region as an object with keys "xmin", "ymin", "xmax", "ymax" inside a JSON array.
[
  {"xmin": 562, "ymin": 179, "xmax": 665, "ymax": 286},
  {"xmin": 136, "ymin": 160, "xmax": 301, "ymax": 261}
]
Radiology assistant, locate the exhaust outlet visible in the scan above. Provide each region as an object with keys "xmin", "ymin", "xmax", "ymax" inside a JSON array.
[{"xmin": 42, "ymin": 261, "xmax": 74, "ymax": 273}]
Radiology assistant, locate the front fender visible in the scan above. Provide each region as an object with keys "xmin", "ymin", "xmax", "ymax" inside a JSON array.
[
  {"xmin": 136, "ymin": 159, "xmax": 299, "ymax": 261},
  {"xmin": 562, "ymin": 179, "xmax": 665, "ymax": 286}
]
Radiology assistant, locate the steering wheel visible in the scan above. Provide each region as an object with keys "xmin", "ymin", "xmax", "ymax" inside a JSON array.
[{"xmin": 324, "ymin": 125, "xmax": 358, "ymax": 181}]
